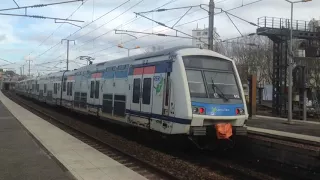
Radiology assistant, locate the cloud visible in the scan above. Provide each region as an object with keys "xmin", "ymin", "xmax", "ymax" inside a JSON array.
[
  {"xmin": 0, "ymin": 34, "xmax": 7, "ymax": 42},
  {"xmin": 0, "ymin": 0, "xmax": 319, "ymax": 75}
]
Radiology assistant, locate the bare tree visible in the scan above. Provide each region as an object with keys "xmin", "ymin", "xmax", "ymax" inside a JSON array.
[{"xmin": 217, "ymin": 35, "xmax": 273, "ymax": 85}]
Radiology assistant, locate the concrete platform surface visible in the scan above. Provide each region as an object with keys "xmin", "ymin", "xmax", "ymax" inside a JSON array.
[
  {"xmin": 247, "ymin": 115, "xmax": 320, "ymax": 137},
  {"xmin": 0, "ymin": 98, "xmax": 73, "ymax": 179},
  {"xmin": 0, "ymin": 91, "xmax": 147, "ymax": 180}
]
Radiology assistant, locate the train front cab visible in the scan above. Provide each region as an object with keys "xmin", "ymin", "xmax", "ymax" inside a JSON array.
[{"xmin": 176, "ymin": 49, "xmax": 248, "ymax": 148}]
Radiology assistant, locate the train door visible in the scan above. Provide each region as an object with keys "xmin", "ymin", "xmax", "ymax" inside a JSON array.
[
  {"xmin": 57, "ymin": 82, "xmax": 61, "ymax": 105},
  {"xmin": 88, "ymin": 72, "xmax": 102, "ymax": 113},
  {"xmin": 94, "ymin": 74, "xmax": 102, "ymax": 108},
  {"xmin": 141, "ymin": 66, "xmax": 155, "ymax": 114},
  {"xmin": 66, "ymin": 78, "xmax": 74, "ymax": 107},
  {"xmin": 89, "ymin": 79, "xmax": 95, "ymax": 108},
  {"xmin": 130, "ymin": 68, "xmax": 143, "ymax": 112},
  {"xmin": 62, "ymin": 77, "xmax": 67, "ymax": 106},
  {"xmin": 129, "ymin": 66, "xmax": 155, "ymax": 113}
]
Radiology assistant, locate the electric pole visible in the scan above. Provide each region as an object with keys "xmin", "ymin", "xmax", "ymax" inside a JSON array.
[
  {"xmin": 61, "ymin": 39, "xmax": 75, "ymax": 71},
  {"xmin": 208, "ymin": 0, "xmax": 215, "ymax": 51},
  {"xmin": 26, "ymin": 58, "xmax": 32, "ymax": 77}
]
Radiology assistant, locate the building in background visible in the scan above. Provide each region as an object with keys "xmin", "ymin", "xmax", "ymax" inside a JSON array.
[
  {"xmin": 191, "ymin": 25, "xmax": 219, "ymax": 49},
  {"xmin": 0, "ymin": 70, "xmax": 22, "ymax": 90}
]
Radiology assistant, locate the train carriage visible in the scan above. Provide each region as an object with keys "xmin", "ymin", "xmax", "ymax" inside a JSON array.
[{"xmin": 16, "ymin": 46, "xmax": 248, "ymax": 148}]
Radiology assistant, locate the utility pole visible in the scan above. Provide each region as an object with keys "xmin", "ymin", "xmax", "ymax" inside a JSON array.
[
  {"xmin": 26, "ymin": 58, "xmax": 32, "ymax": 77},
  {"xmin": 61, "ymin": 39, "xmax": 75, "ymax": 71},
  {"xmin": 208, "ymin": 0, "xmax": 215, "ymax": 51},
  {"xmin": 284, "ymin": 0, "xmax": 312, "ymax": 124}
]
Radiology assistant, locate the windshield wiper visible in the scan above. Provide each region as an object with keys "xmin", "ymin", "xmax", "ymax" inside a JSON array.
[{"xmin": 211, "ymin": 78, "xmax": 229, "ymax": 101}]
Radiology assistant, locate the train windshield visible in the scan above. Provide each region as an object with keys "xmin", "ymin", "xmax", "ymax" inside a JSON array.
[{"xmin": 183, "ymin": 55, "xmax": 241, "ymax": 100}]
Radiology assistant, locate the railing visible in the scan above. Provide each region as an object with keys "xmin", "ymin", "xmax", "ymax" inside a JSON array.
[{"xmin": 258, "ymin": 16, "xmax": 318, "ymax": 32}]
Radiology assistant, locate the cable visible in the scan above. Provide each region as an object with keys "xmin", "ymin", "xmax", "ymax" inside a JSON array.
[
  {"xmin": 76, "ymin": 7, "xmax": 202, "ymax": 54},
  {"xmin": 215, "ymin": 0, "xmax": 230, "ymax": 4},
  {"xmin": 69, "ymin": 0, "xmax": 131, "ymax": 40},
  {"xmin": 74, "ymin": 0, "xmax": 145, "ymax": 41},
  {"xmin": 38, "ymin": 0, "xmax": 261, "ymax": 68},
  {"xmin": 31, "ymin": 0, "xmax": 138, "ymax": 62},
  {"xmin": 71, "ymin": 0, "xmax": 181, "ymax": 52},
  {"xmin": 86, "ymin": 9, "xmax": 204, "ymax": 56},
  {"xmin": 34, "ymin": 0, "xmax": 179, "ymax": 66},
  {"xmin": 0, "ymin": 57, "xmax": 15, "ymax": 64},
  {"xmin": 28, "ymin": 0, "xmax": 90, "ymax": 60},
  {"xmin": 225, "ymin": 12, "xmax": 242, "ymax": 36}
]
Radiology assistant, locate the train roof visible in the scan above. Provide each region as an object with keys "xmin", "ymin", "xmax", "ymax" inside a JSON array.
[
  {"xmin": 18, "ymin": 46, "xmax": 225, "ymax": 82},
  {"xmin": 91, "ymin": 45, "xmax": 197, "ymax": 66}
]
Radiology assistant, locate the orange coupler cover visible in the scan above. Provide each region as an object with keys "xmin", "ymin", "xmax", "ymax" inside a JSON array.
[{"xmin": 215, "ymin": 123, "xmax": 233, "ymax": 139}]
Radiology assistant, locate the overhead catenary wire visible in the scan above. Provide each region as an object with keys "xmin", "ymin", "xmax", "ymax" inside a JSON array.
[
  {"xmin": 225, "ymin": 12, "xmax": 243, "ymax": 37},
  {"xmin": 34, "ymin": 0, "xmax": 262, "ymax": 71},
  {"xmin": 30, "ymin": 0, "xmax": 135, "ymax": 62},
  {"xmin": 27, "ymin": 0, "xmax": 90, "ymax": 60},
  {"xmin": 86, "ymin": 9, "xmax": 208, "ymax": 56},
  {"xmin": 37, "ymin": 0, "xmax": 179, "ymax": 66},
  {"xmin": 85, "ymin": 0, "xmax": 263, "ymax": 56},
  {"xmin": 76, "ymin": 8, "xmax": 203, "ymax": 55},
  {"xmin": 73, "ymin": 0, "xmax": 145, "ymax": 41},
  {"xmin": 41, "ymin": 0, "xmax": 180, "ymax": 65},
  {"xmin": 35, "ymin": 0, "xmax": 178, "ymax": 65},
  {"xmin": 1, "ymin": 0, "xmax": 83, "ymax": 12},
  {"xmin": 72, "ymin": 0, "xmax": 180, "ymax": 50}
]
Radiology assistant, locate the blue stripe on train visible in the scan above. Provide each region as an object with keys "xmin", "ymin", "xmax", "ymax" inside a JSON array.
[
  {"xmin": 126, "ymin": 109, "xmax": 191, "ymax": 125},
  {"xmin": 191, "ymin": 102, "xmax": 244, "ymax": 116}
]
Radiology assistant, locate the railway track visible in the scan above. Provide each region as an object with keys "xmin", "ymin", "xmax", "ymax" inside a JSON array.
[{"xmin": 4, "ymin": 91, "xmax": 313, "ymax": 180}]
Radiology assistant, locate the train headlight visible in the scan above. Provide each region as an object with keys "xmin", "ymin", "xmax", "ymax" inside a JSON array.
[
  {"xmin": 236, "ymin": 108, "xmax": 245, "ymax": 115},
  {"xmin": 192, "ymin": 106, "xmax": 205, "ymax": 115}
]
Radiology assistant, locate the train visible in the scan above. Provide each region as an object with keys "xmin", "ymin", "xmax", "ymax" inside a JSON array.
[{"xmin": 15, "ymin": 46, "xmax": 248, "ymax": 149}]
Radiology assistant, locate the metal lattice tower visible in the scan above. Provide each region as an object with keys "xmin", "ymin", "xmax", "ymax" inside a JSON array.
[{"xmin": 257, "ymin": 16, "xmax": 320, "ymax": 117}]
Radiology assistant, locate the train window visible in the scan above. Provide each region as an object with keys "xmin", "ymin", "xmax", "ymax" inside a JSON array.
[
  {"xmin": 54, "ymin": 83, "xmax": 56, "ymax": 94},
  {"xmin": 63, "ymin": 81, "xmax": 66, "ymax": 92},
  {"xmin": 70, "ymin": 82, "xmax": 73, "ymax": 96},
  {"xmin": 204, "ymin": 71, "xmax": 240, "ymax": 98},
  {"xmin": 183, "ymin": 56, "xmax": 233, "ymax": 71},
  {"xmin": 117, "ymin": 64, "xmax": 128, "ymax": 70},
  {"xmin": 66, "ymin": 82, "xmax": 69, "ymax": 95},
  {"xmin": 58, "ymin": 83, "xmax": 60, "ymax": 92},
  {"xmin": 95, "ymin": 81, "xmax": 100, "ymax": 99},
  {"xmin": 67, "ymin": 82, "xmax": 71, "ymax": 96},
  {"xmin": 132, "ymin": 78, "xmax": 140, "ymax": 103},
  {"xmin": 114, "ymin": 95, "xmax": 126, "ymax": 117},
  {"xmin": 185, "ymin": 70, "xmax": 207, "ymax": 98},
  {"xmin": 44, "ymin": 84, "xmax": 47, "ymax": 93},
  {"xmin": 165, "ymin": 75, "xmax": 170, "ymax": 106},
  {"xmin": 142, "ymin": 78, "xmax": 151, "ymax": 105},
  {"xmin": 106, "ymin": 66, "xmax": 116, "ymax": 72},
  {"xmin": 90, "ymin": 81, "xmax": 94, "ymax": 98}
]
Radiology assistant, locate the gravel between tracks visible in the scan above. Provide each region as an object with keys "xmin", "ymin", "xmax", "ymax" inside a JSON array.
[
  {"xmin": 7, "ymin": 93, "xmax": 231, "ymax": 180},
  {"xmin": 8, "ymin": 92, "xmax": 317, "ymax": 180}
]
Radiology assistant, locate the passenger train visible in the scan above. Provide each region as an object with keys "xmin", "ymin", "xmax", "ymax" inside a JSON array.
[{"xmin": 15, "ymin": 46, "xmax": 248, "ymax": 148}]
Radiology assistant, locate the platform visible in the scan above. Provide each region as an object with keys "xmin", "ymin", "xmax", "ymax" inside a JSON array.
[
  {"xmin": 246, "ymin": 115, "xmax": 320, "ymax": 145},
  {"xmin": 0, "ymin": 98, "xmax": 73, "ymax": 179},
  {"xmin": 0, "ymin": 91, "xmax": 147, "ymax": 180}
]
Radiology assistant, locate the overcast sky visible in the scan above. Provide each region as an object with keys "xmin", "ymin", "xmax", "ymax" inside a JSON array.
[{"xmin": 0, "ymin": 0, "xmax": 318, "ymax": 75}]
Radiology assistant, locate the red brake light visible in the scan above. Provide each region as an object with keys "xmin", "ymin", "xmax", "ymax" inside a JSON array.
[
  {"xmin": 199, "ymin": 107, "xmax": 205, "ymax": 114},
  {"xmin": 236, "ymin": 108, "xmax": 240, "ymax": 115}
]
